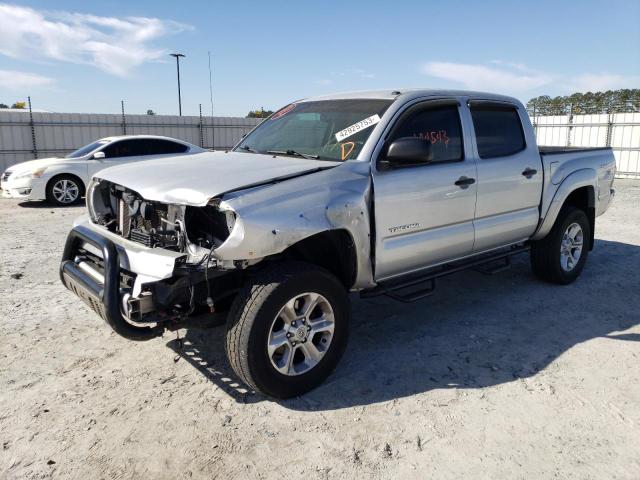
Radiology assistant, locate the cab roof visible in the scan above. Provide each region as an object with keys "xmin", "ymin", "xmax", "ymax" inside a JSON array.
[{"xmin": 301, "ymin": 89, "xmax": 522, "ymax": 106}]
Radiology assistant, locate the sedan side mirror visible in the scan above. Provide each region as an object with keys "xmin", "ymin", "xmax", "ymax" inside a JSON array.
[
  {"xmin": 378, "ymin": 137, "xmax": 433, "ymax": 170},
  {"xmin": 92, "ymin": 151, "xmax": 106, "ymax": 160}
]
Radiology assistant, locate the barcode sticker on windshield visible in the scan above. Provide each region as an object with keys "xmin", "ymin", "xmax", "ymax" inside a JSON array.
[{"xmin": 334, "ymin": 114, "xmax": 381, "ymax": 142}]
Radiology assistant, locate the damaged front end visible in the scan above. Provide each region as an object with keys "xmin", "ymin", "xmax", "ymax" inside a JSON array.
[{"xmin": 60, "ymin": 179, "xmax": 244, "ymax": 339}]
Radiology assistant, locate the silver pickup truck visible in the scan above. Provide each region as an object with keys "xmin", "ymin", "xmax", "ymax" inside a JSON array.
[{"xmin": 60, "ymin": 89, "xmax": 616, "ymax": 398}]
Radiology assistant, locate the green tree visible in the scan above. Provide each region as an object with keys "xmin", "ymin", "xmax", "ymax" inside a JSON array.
[
  {"xmin": 0, "ymin": 103, "xmax": 8, "ymax": 109},
  {"xmin": 11, "ymin": 101, "xmax": 26, "ymax": 109},
  {"xmin": 246, "ymin": 107, "xmax": 274, "ymax": 118}
]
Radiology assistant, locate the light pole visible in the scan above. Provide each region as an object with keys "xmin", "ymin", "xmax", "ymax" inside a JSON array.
[{"xmin": 170, "ymin": 53, "xmax": 185, "ymax": 116}]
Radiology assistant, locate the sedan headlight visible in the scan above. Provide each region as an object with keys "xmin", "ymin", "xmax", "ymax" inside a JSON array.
[{"xmin": 12, "ymin": 167, "xmax": 47, "ymax": 180}]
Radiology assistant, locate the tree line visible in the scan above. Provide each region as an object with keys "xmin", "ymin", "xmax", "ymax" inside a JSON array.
[
  {"xmin": 0, "ymin": 101, "xmax": 26, "ymax": 109},
  {"xmin": 527, "ymin": 89, "xmax": 640, "ymax": 115}
]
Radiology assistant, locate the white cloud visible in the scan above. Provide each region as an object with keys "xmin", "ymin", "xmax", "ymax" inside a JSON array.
[
  {"xmin": 569, "ymin": 73, "xmax": 640, "ymax": 92},
  {"xmin": 0, "ymin": 3, "xmax": 191, "ymax": 77},
  {"xmin": 422, "ymin": 61, "xmax": 552, "ymax": 93},
  {"xmin": 0, "ymin": 69, "xmax": 54, "ymax": 90},
  {"xmin": 422, "ymin": 61, "xmax": 640, "ymax": 96}
]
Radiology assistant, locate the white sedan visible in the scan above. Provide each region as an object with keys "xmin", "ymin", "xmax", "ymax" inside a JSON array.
[{"xmin": 0, "ymin": 135, "xmax": 205, "ymax": 206}]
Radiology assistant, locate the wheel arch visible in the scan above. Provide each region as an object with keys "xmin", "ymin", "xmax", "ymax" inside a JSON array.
[
  {"xmin": 275, "ymin": 229, "xmax": 358, "ymax": 290},
  {"xmin": 532, "ymin": 168, "xmax": 596, "ymax": 248},
  {"xmin": 563, "ymin": 186, "xmax": 595, "ymax": 250}
]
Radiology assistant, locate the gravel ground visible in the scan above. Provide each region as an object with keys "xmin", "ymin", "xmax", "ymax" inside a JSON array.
[{"xmin": 1, "ymin": 180, "xmax": 639, "ymax": 480}]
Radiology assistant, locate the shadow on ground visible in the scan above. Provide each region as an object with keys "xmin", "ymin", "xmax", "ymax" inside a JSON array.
[
  {"xmin": 17, "ymin": 199, "xmax": 86, "ymax": 209},
  {"xmin": 167, "ymin": 239, "xmax": 640, "ymax": 410}
]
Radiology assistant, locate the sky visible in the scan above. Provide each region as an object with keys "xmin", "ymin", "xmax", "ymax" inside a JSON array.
[{"xmin": 0, "ymin": 0, "xmax": 639, "ymax": 116}]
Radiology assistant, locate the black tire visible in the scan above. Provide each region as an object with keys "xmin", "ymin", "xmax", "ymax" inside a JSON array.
[
  {"xmin": 46, "ymin": 174, "xmax": 84, "ymax": 206},
  {"xmin": 225, "ymin": 261, "xmax": 350, "ymax": 399},
  {"xmin": 530, "ymin": 206, "xmax": 590, "ymax": 284}
]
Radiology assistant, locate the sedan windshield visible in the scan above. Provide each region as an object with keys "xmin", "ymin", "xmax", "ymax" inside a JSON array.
[
  {"xmin": 235, "ymin": 99, "xmax": 393, "ymax": 161},
  {"xmin": 66, "ymin": 140, "xmax": 109, "ymax": 158}
]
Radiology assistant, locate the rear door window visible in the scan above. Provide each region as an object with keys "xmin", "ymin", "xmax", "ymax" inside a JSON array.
[
  {"xmin": 470, "ymin": 105, "xmax": 525, "ymax": 158},
  {"xmin": 146, "ymin": 139, "xmax": 189, "ymax": 154}
]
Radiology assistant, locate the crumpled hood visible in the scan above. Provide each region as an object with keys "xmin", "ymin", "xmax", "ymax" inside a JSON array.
[
  {"xmin": 94, "ymin": 151, "xmax": 340, "ymax": 206},
  {"xmin": 5, "ymin": 157, "xmax": 64, "ymax": 174}
]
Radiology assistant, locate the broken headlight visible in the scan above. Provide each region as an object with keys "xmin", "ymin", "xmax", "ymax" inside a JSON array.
[{"xmin": 185, "ymin": 199, "xmax": 237, "ymax": 250}]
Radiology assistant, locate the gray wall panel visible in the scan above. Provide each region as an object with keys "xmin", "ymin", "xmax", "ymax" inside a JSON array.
[{"xmin": 0, "ymin": 111, "xmax": 260, "ymax": 171}]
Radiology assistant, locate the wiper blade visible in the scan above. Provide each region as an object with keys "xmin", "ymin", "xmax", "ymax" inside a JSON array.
[
  {"xmin": 266, "ymin": 149, "xmax": 320, "ymax": 160},
  {"xmin": 237, "ymin": 145, "xmax": 257, "ymax": 153}
]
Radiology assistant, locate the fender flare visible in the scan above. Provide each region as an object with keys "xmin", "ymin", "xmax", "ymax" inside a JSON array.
[{"xmin": 532, "ymin": 168, "xmax": 596, "ymax": 241}]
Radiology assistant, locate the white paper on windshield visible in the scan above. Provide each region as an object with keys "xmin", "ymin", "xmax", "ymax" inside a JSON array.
[{"xmin": 334, "ymin": 114, "xmax": 381, "ymax": 142}]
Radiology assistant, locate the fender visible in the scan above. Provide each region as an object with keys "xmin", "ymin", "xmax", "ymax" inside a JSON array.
[
  {"xmin": 212, "ymin": 162, "xmax": 376, "ymax": 289},
  {"xmin": 532, "ymin": 168, "xmax": 596, "ymax": 241},
  {"xmin": 41, "ymin": 161, "xmax": 90, "ymax": 188}
]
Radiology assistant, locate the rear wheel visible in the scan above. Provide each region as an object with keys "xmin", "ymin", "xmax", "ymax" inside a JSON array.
[
  {"xmin": 225, "ymin": 262, "xmax": 350, "ymax": 398},
  {"xmin": 46, "ymin": 174, "xmax": 84, "ymax": 206},
  {"xmin": 530, "ymin": 206, "xmax": 590, "ymax": 284}
]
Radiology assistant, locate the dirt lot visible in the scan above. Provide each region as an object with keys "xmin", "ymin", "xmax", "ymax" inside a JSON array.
[{"xmin": 1, "ymin": 180, "xmax": 639, "ymax": 480}]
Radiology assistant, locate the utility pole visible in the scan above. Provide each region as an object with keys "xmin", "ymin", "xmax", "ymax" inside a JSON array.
[
  {"xmin": 208, "ymin": 51, "xmax": 215, "ymax": 149},
  {"xmin": 170, "ymin": 53, "xmax": 186, "ymax": 116}
]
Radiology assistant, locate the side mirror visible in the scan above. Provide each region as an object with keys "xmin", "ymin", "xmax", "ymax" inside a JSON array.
[
  {"xmin": 92, "ymin": 151, "xmax": 106, "ymax": 160},
  {"xmin": 379, "ymin": 137, "xmax": 433, "ymax": 170}
]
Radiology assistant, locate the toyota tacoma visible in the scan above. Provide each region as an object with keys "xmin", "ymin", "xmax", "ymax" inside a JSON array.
[{"xmin": 60, "ymin": 90, "xmax": 616, "ymax": 398}]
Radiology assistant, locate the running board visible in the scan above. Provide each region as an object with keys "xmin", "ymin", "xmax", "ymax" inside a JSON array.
[
  {"xmin": 474, "ymin": 255, "xmax": 512, "ymax": 275},
  {"xmin": 361, "ymin": 245, "xmax": 530, "ymax": 303}
]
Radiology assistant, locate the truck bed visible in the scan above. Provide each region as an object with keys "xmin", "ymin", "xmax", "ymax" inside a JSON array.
[
  {"xmin": 537, "ymin": 145, "xmax": 616, "ymax": 229},
  {"xmin": 538, "ymin": 146, "xmax": 612, "ymax": 155}
]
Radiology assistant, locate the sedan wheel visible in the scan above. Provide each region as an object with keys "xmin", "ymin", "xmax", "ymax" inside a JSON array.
[{"xmin": 47, "ymin": 176, "xmax": 83, "ymax": 206}]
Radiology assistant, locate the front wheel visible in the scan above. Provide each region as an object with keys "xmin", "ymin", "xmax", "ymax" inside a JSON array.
[
  {"xmin": 46, "ymin": 175, "xmax": 84, "ymax": 206},
  {"xmin": 225, "ymin": 262, "xmax": 350, "ymax": 398},
  {"xmin": 530, "ymin": 206, "xmax": 590, "ymax": 284}
]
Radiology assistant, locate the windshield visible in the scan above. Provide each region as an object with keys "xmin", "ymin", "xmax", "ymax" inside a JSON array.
[
  {"xmin": 66, "ymin": 140, "xmax": 109, "ymax": 158},
  {"xmin": 235, "ymin": 99, "xmax": 393, "ymax": 161}
]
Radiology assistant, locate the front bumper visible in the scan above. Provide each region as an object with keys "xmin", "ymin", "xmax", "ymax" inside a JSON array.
[
  {"xmin": 60, "ymin": 220, "xmax": 235, "ymax": 340},
  {"xmin": 0, "ymin": 177, "xmax": 46, "ymax": 200},
  {"xmin": 60, "ymin": 224, "xmax": 162, "ymax": 340}
]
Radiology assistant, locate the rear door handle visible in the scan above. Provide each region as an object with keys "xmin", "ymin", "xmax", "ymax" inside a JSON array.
[
  {"xmin": 522, "ymin": 168, "xmax": 537, "ymax": 178},
  {"xmin": 454, "ymin": 176, "xmax": 476, "ymax": 188}
]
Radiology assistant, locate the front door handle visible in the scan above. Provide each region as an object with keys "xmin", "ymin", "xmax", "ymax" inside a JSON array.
[
  {"xmin": 454, "ymin": 176, "xmax": 476, "ymax": 188},
  {"xmin": 522, "ymin": 168, "xmax": 537, "ymax": 178}
]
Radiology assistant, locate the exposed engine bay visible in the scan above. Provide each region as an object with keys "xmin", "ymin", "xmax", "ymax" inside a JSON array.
[
  {"xmin": 73, "ymin": 179, "xmax": 247, "ymax": 330},
  {"xmin": 87, "ymin": 179, "xmax": 235, "ymax": 262}
]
